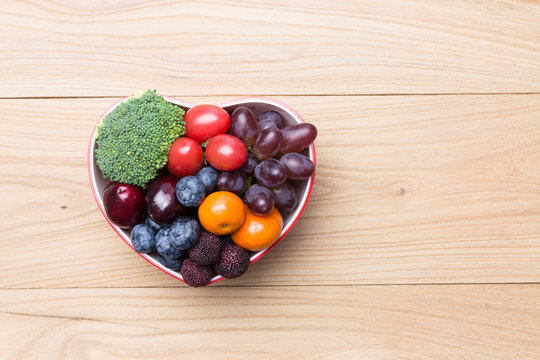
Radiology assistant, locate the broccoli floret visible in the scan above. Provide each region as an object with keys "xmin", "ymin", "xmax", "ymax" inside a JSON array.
[{"xmin": 96, "ymin": 90, "xmax": 185, "ymax": 187}]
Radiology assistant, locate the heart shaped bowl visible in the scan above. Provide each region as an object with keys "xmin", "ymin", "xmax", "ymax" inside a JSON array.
[{"xmin": 88, "ymin": 95, "xmax": 316, "ymax": 285}]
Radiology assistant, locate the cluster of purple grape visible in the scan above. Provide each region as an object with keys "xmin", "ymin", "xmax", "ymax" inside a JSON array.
[{"xmin": 214, "ymin": 107, "xmax": 317, "ymax": 216}]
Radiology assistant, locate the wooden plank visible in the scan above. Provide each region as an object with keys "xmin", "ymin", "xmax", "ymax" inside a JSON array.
[
  {"xmin": 1, "ymin": 0, "xmax": 540, "ymax": 97},
  {"xmin": 1, "ymin": 95, "xmax": 540, "ymax": 288},
  {"xmin": 0, "ymin": 285, "xmax": 538, "ymax": 359}
]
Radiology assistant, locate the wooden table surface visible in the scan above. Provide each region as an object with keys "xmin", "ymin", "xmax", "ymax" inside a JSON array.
[{"xmin": 1, "ymin": 1, "xmax": 539, "ymax": 358}]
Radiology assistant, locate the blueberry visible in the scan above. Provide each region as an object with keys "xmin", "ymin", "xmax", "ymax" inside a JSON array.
[
  {"xmin": 196, "ymin": 166, "xmax": 219, "ymax": 193},
  {"xmin": 155, "ymin": 227, "xmax": 184, "ymax": 259},
  {"xmin": 157, "ymin": 254, "xmax": 185, "ymax": 270},
  {"xmin": 169, "ymin": 216, "xmax": 200, "ymax": 250},
  {"xmin": 131, "ymin": 224, "xmax": 156, "ymax": 253},
  {"xmin": 220, "ymin": 234, "xmax": 234, "ymax": 247},
  {"xmin": 176, "ymin": 176, "xmax": 206, "ymax": 207},
  {"xmin": 145, "ymin": 216, "xmax": 163, "ymax": 233}
]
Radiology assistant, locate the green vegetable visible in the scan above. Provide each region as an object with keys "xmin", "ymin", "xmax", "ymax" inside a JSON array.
[{"xmin": 96, "ymin": 90, "xmax": 185, "ymax": 187}]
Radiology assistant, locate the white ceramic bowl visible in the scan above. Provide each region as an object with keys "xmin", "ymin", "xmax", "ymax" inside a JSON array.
[{"xmin": 88, "ymin": 96, "xmax": 316, "ymax": 285}]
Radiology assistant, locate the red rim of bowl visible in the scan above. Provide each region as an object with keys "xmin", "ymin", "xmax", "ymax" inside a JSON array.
[{"xmin": 88, "ymin": 95, "xmax": 316, "ymax": 285}]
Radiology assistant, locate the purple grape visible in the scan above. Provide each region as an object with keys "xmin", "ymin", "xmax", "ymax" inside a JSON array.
[
  {"xmin": 271, "ymin": 181, "xmax": 298, "ymax": 212},
  {"xmin": 230, "ymin": 107, "xmax": 259, "ymax": 145},
  {"xmin": 280, "ymin": 153, "xmax": 315, "ymax": 180},
  {"xmin": 254, "ymin": 159, "xmax": 287, "ymax": 188},
  {"xmin": 280, "ymin": 123, "xmax": 317, "ymax": 154},
  {"xmin": 244, "ymin": 185, "xmax": 274, "ymax": 215},
  {"xmin": 257, "ymin": 120, "xmax": 277, "ymax": 132},
  {"xmin": 241, "ymin": 153, "xmax": 259, "ymax": 175},
  {"xmin": 257, "ymin": 111, "xmax": 283, "ymax": 129},
  {"xmin": 216, "ymin": 170, "xmax": 247, "ymax": 195},
  {"xmin": 253, "ymin": 126, "xmax": 282, "ymax": 160}
]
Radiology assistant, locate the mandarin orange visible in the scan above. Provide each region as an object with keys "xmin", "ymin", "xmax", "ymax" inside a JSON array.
[
  {"xmin": 198, "ymin": 191, "xmax": 246, "ymax": 235},
  {"xmin": 231, "ymin": 205, "xmax": 283, "ymax": 251}
]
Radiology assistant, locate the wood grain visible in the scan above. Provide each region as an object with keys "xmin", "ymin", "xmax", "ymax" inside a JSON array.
[
  {"xmin": 3, "ymin": 0, "xmax": 539, "ymax": 356},
  {"xmin": 1, "ymin": 95, "xmax": 539, "ymax": 288},
  {"xmin": 0, "ymin": 285, "xmax": 538, "ymax": 359},
  {"xmin": 2, "ymin": 0, "xmax": 540, "ymax": 97}
]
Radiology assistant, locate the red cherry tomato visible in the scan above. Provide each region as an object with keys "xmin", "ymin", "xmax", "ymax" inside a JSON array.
[
  {"xmin": 205, "ymin": 134, "xmax": 248, "ymax": 171},
  {"xmin": 184, "ymin": 104, "xmax": 230, "ymax": 144},
  {"xmin": 167, "ymin": 137, "xmax": 203, "ymax": 178}
]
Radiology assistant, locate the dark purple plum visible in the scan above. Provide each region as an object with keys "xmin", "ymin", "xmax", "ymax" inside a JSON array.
[
  {"xmin": 146, "ymin": 174, "xmax": 188, "ymax": 224},
  {"xmin": 102, "ymin": 182, "xmax": 145, "ymax": 228}
]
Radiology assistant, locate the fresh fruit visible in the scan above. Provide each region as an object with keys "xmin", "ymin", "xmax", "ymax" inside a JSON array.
[
  {"xmin": 157, "ymin": 254, "xmax": 185, "ymax": 270},
  {"xmin": 180, "ymin": 258, "xmax": 215, "ymax": 287},
  {"xmin": 244, "ymin": 184, "xmax": 274, "ymax": 215},
  {"xmin": 257, "ymin": 110, "xmax": 283, "ymax": 129},
  {"xmin": 254, "ymin": 158, "xmax": 287, "ymax": 188},
  {"xmin": 198, "ymin": 191, "xmax": 246, "ymax": 235},
  {"xmin": 95, "ymin": 98, "xmax": 318, "ymax": 286},
  {"xmin": 280, "ymin": 123, "xmax": 317, "ymax": 153},
  {"xmin": 216, "ymin": 170, "xmax": 247, "ymax": 195},
  {"xmin": 169, "ymin": 216, "xmax": 200, "ymax": 250},
  {"xmin": 241, "ymin": 153, "xmax": 259, "ymax": 175},
  {"xmin": 253, "ymin": 126, "xmax": 282, "ymax": 159},
  {"xmin": 230, "ymin": 107, "xmax": 259, "ymax": 145},
  {"xmin": 184, "ymin": 104, "xmax": 230, "ymax": 144},
  {"xmin": 271, "ymin": 181, "xmax": 298, "ymax": 212},
  {"xmin": 279, "ymin": 153, "xmax": 315, "ymax": 180},
  {"xmin": 196, "ymin": 166, "xmax": 219, "ymax": 194},
  {"xmin": 214, "ymin": 244, "xmax": 250, "ymax": 279},
  {"xmin": 231, "ymin": 206, "xmax": 283, "ymax": 251},
  {"xmin": 220, "ymin": 234, "xmax": 234, "ymax": 247},
  {"xmin": 188, "ymin": 231, "xmax": 222, "ymax": 266},
  {"xmin": 205, "ymin": 134, "xmax": 248, "ymax": 171},
  {"xmin": 146, "ymin": 174, "xmax": 188, "ymax": 224},
  {"xmin": 167, "ymin": 137, "xmax": 204, "ymax": 178},
  {"xmin": 257, "ymin": 120, "xmax": 277, "ymax": 132},
  {"xmin": 155, "ymin": 227, "xmax": 184, "ymax": 259},
  {"xmin": 102, "ymin": 182, "xmax": 145, "ymax": 228},
  {"xmin": 145, "ymin": 216, "xmax": 163, "ymax": 233},
  {"xmin": 131, "ymin": 224, "xmax": 156, "ymax": 253},
  {"xmin": 175, "ymin": 176, "xmax": 206, "ymax": 207},
  {"xmin": 95, "ymin": 90, "xmax": 185, "ymax": 187}
]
